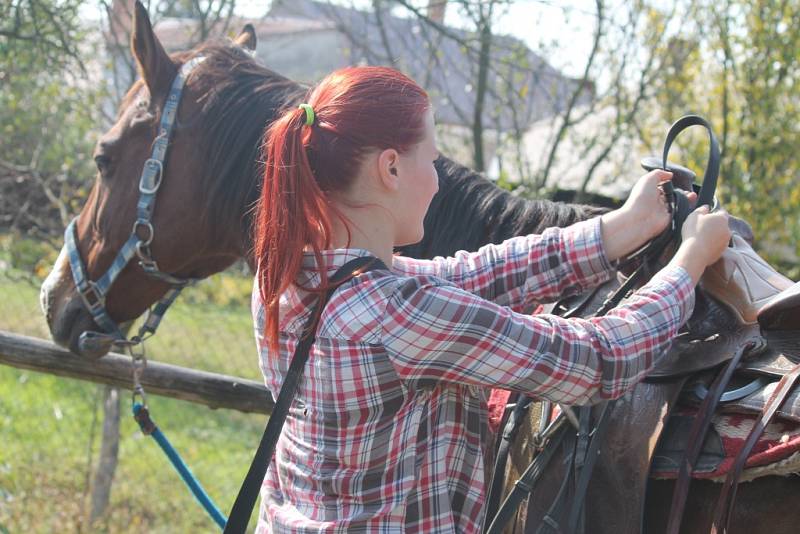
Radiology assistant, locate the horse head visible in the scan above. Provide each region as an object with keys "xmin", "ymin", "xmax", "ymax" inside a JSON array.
[{"xmin": 40, "ymin": 1, "xmax": 304, "ymax": 357}]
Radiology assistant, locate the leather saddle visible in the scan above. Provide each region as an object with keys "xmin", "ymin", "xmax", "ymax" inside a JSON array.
[
  {"xmin": 646, "ymin": 230, "xmax": 796, "ymax": 380},
  {"xmin": 516, "ymin": 232, "xmax": 800, "ymax": 533},
  {"xmin": 500, "ymin": 241, "xmax": 800, "ymax": 532},
  {"xmin": 646, "ymin": 235, "xmax": 800, "ymax": 530},
  {"xmin": 759, "ymin": 280, "xmax": 800, "ymax": 331},
  {"xmin": 494, "ymin": 116, "xmax": 798, "ymax": 534}
]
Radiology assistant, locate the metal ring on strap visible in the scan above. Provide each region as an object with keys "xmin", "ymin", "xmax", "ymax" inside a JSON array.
[{"xmin": 132, "ymin": 219, "xmax": 155, "ymax": 246}]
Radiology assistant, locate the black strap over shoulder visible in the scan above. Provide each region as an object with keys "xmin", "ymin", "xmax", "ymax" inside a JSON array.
[{"xmin": 223, "ymin": 255, "xmax": 389, "ymax": 533}]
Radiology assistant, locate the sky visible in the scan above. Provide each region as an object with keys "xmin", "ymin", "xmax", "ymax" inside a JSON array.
[{"xmin": 494, "ymin": 1, "xmax": 597, "ymax": 77}]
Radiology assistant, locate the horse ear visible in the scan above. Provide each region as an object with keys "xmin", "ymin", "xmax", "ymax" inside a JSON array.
[
  {"xmin": 131, "ymin": 1, "xmax": 175, "ymax": 99},
  {"xmin": 233, "ymin": 24, "xmax": 257, "ymax": 51}
]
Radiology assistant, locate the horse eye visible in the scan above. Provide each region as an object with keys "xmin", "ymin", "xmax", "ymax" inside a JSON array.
[{"xmin": 94, "ymin": 154, "xmax": 111, "ymax": 174}]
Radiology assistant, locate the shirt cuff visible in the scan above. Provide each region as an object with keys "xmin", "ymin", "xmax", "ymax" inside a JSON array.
[
  {"xmin": 561, "ymin": 217, "xmax": 617, "ymax": 289},
  {"xmin": 639, "ymin": 264, "xmax": 696, "ymax": 324}
]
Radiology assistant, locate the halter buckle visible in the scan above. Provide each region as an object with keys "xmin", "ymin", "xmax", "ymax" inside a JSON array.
[
  {"xmin": 139, "ymin": 259, "xmax": 159, "ymax": 273},
  {"xmin": 78, "ymin": 280, "xmax": 106, "ymax": 314},
  {"xmin": 139, "ymin": 158, "xmax": 164, "ymax": 194}
]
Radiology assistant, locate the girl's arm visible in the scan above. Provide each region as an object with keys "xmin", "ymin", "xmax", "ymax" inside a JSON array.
[
  {"xmin": 391, "ymin": 171, "xmax": 677, "ymax": 312},
  {"xmin": 391, "ymin": 217, "xmax": 615, "ymax": 312},
  {"xmin": 381, "ymin": 262, "xmax": 695, "ymax": 405}
]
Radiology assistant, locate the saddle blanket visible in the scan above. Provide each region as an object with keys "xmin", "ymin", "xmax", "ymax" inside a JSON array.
[
  {"xmin": 488, "ymin": 388, "xmax": 514, "ymax": 434},
  {"xmin": 651, "ymin": 409, "xmax": 800, "ymax": 482}
]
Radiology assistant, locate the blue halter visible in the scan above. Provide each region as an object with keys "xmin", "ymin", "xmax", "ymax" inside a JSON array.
[{"xmin": 64, "ymin": 56, "xmax": 206, "ymax": 354}]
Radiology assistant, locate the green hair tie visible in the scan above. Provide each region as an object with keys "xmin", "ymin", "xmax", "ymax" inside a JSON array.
[{"xmin": 298, "ymin": 103, "xmax": 315, "ymax": 126}]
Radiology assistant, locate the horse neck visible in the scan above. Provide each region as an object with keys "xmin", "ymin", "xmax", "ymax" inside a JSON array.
[{"xmin": 400, "ymin": 157, "xmax": 603, "ymax": 259}]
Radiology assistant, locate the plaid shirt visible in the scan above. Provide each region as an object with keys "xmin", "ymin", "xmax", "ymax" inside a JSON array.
[{"xmin": 252, "ymin": 217, "xmax": 695, "ymax": 533}]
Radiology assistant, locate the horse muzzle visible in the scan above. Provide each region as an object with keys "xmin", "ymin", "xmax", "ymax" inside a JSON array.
[
  {"xmin": 46, "ymin": 293, "xmax": 111, "ymax": 358},
  {"xmin": 40, "ymin": 253, "xmax": 113, "ymax": 359}
]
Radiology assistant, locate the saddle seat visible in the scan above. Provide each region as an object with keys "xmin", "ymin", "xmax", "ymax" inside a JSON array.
[
  {"xmin": 758, "ymin": 281, "xmax": 800, "ymax": 331},
  {"xmin": 699, "ymin": 233, "xmax": 795, "ymax": 326}
]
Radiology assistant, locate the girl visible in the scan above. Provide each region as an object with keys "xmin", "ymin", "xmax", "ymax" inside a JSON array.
[{"xmin": 252, "ymin": 66, "xmax": 730, "ymax": 532}]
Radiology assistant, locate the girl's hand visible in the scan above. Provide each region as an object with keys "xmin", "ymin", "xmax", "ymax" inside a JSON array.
[
  {"xmin": 669, "ymin": 206, "xmax": 732, "ymax": 284},
  {"xmin": 680, "ymin": 206, "xmax": 732, "ymax": 266},
  {"xmin": 621, "ymin": 170, "xmax": 698, "ymax": 241},
  {"xmin": 600, "ymin": 170, "xmax": 696, "ymax": 262}
]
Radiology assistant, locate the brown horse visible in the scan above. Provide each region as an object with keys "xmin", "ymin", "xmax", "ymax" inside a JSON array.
[{"xmin": 40, "ymin": 3, "xmax": 800, "ymax": 532}]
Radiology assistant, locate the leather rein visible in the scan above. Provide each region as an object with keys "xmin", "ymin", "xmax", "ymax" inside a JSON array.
[{"xmin": 63, "ymin": 56, "xmax": 206, "ymax": 355}]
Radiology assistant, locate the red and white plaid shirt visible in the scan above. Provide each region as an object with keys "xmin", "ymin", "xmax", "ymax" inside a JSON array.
[{"xmin": 252, "ymin": 217, "xmax": 695, "ymax": 533}]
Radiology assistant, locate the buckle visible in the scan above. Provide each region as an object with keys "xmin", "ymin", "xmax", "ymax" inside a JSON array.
[
  {"xmin": 139, "ymin": 259, "xmax": 159, "ymax": 273},
  {"xmin": 139, "ymin": 159, "xmax": 163, "ymax": 194},
  {"xmin": 78, "ymin": 281, "xmax": 105, "ymax": 314}
]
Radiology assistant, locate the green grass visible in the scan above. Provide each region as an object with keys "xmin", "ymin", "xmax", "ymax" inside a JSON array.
[{"xmin": 0, "ymin": 268, "xmax": 267, "ymax": 532}]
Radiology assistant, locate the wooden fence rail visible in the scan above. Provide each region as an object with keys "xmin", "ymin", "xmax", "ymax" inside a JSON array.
[{"xmin": 0, "ymin": 330, "xmax": 273, "ymax": 415}]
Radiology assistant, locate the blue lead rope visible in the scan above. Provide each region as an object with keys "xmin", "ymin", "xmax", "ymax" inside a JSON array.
[{"xmin": 132, "ymin": 403, "xmax": 228, "ymax": 529}]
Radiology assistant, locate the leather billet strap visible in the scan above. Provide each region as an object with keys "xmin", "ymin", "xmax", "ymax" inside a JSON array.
[
  {"xmin": 661, "ymin": 115, "xmax": 720, "ymax": 212},
  {"xmin": 223, "ymin": 255, "xmax": 390, "ymax": 534},
  {"xmin": 665, "ymin": 339, "xmax": 762, "ymax": 534},
  {"xmin": 565, "ymin": 403, "xmax": 612, "ymax": 533},
  {"xmin": 65, "ymin": 56, "xmax": 206, "ymax": 353},
  {"xmin": 635, "ymin": 114, "xmax": 722, "ymax": 269},
  {"xmin": 485, "ymin": 417, "xmax": 570, "ymax": 534},
  {"xmin": 710, "ymin": 358, "xmax": 800, "ymax": 534},
  {"xmin": 485, "ymin": 393, "xmax": 533, "ymax": 523}
]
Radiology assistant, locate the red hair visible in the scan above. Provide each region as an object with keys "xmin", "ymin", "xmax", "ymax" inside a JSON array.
[{"xmin": 254, "ymin": 66, "xmax": 430, "ymax": 351}]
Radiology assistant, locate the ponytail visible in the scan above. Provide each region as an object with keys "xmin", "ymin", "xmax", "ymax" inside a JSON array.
[{"xmin": 255, "ymin": 107, "xmax": 333, "ymax": 352}]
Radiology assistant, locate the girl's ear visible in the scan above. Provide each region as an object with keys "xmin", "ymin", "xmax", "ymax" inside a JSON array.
[{"xmin": 377, "ymin": 148, "xmax": 400, "ymax": 191}]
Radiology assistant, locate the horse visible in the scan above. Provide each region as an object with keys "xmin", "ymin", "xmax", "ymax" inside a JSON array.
[{"xmin": 39, "ymin": 3, "xmax": 800, "ymax": 532}]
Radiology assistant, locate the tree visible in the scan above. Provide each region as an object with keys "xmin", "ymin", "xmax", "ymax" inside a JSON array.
[
  {"xmin": 716, "ymin": 0, "xmax": 800, "ymax": 277},
  {"xmin": 0, "ymin": 0, "xmax": 102, "ymax": 255},
  {"xmin": 644, "ymin": 0, "xmax": 800, "ymax": 276},
  {"xmin": 0, "ymin": 0, "xmax": 86, "ymax": 69}
]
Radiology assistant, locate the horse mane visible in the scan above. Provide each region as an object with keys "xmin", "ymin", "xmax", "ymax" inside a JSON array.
[
  {"xmin": 176, "ymin": 42, "xmax": 307, "ymax": 250},
  {"xmin": 399, "ymin": 157, "xmax": 609, "ymax": 258}
]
